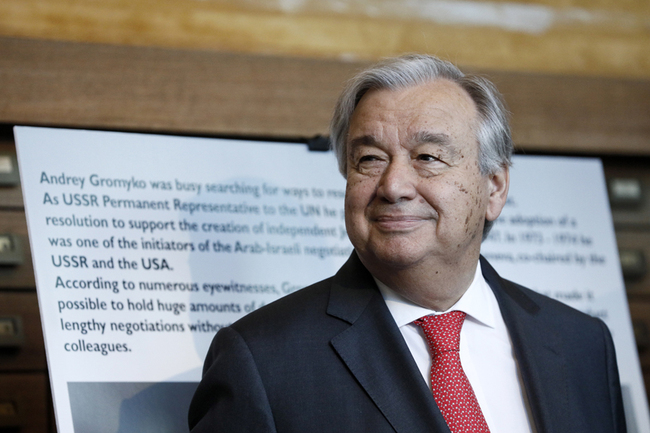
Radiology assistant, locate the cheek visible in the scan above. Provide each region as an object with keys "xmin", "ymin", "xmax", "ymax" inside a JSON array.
[
  {"xmin": 428, "ymin": 177, "xmax": 484, "ymax": 226},
  {"xmin": 420, "ymin": 178, "xmax": 466, "ymax": 207},
  {"xmin": 452, "ymin": 180, "xmax": 470, "ymax": 195},
  {"xmin": 345, "ymin": 176, "xmax": 376, "ymax": 205},
  {"xmin": 462, "ymin": 180, "xmax": 490, "ymax": 232}
]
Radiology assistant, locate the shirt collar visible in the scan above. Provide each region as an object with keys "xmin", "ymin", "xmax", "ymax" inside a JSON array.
[{"xmin": 376, "ymin": 261, "xmax": 497, "ymax": 329}]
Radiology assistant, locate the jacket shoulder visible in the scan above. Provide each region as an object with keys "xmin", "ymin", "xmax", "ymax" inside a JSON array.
[
  {"xmin": 481, "ymin": 256, "xmax": 602, "ymax": 327},
  {"xmin": 229, "ymin": 276, "xmax": 338, "ymax": 339}
]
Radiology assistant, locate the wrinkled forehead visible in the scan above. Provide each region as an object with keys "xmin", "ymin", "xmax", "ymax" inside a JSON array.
[{"xmin": 347, "ymin": 80, "xmax": 480, "ymax": 150}]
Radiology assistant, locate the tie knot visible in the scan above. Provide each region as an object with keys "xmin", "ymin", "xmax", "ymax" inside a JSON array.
[{"xmin": 414, "ymin": 310, "xmax": 466, "ymax": 354}]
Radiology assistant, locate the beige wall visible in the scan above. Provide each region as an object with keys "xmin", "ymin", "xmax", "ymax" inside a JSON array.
[{"xmin": 1, "ymin": 0, "xmax": 649, "ymax": 79}]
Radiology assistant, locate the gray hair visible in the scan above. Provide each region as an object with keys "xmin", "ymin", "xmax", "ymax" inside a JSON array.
[
  {"xmin": 330, "ymin": 54, "xmax": 513, "ymax": 177},
  {"xmin": 330, "ymin": 54, "xmax": 513, "ymax": 239}
]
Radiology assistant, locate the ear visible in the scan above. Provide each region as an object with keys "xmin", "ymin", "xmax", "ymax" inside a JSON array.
[{"xmin": 485, "ymin": 167, "xmax": 510, "ymax": 222}]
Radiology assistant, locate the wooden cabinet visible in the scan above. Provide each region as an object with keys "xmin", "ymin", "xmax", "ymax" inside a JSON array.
[
  {"xmin": 0, "ymin": 137, "xmax": 53, "ymax": 432},
  {"xmin": 0, "ymin": 373, "xmax": 49, "ymax": 432}
]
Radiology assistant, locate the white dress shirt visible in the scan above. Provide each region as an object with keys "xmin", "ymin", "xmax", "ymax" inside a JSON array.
[{"xmin": 376, "ymin": 262, "xmax": 535, "ymax": 433}]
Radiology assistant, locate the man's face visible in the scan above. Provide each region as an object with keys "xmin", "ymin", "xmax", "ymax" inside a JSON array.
[{"xmin": 344, "ymin": 79, "xmax": 508, "ymax": 273}]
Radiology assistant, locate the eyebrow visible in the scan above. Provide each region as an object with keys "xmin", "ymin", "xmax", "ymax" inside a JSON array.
[
  {"xmin": 412, "ymin": 131, "xmax": 451, "ymax": 146},
  {"xmin": 347, "ymin": 132, "xmax": 454, "ymax": 151},
  {"xmin": 348, "ymin": 135, "xmax": 379, "ymax": 149}
]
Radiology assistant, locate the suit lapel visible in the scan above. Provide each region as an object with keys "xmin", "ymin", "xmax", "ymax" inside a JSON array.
[
  {"xmin": 325, "ymin": 253, "xmax": 569, "ymax": 433},
  {"xmin": 327, "ymin": 253, "xmax": 450, "ymax": 433},
  {"xmin": 481, "ymin": 257, "xmax": 569, "ymax": 433}
]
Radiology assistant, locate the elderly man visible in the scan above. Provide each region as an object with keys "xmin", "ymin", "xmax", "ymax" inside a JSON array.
[{"xmin": 188, "ymin": 55, "xmax": 625, "ymax": 433}]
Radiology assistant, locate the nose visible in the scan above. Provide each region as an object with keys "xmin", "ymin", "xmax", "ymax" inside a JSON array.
[{"xmin": 376, "ymin": 158, "xmax": 418, "ymax": 203}]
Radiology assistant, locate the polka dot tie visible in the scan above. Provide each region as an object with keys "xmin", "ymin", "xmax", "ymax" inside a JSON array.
[{"xmin": 414, "ymin": 311, "xmax": 490, "ymax": 433}]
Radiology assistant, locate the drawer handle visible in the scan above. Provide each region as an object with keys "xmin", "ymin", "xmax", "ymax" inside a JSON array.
[
  {"xmin": 0, "ymin": 400, "xmax": 17, "ymax": 416},
  {"xmin": 619, "ymin": 249, "xmax": 647, "ymax": 281},
  {"xmin": 0, "ymin": 234, "xmax": 23, "ymax": 266},
  {"xmin": 0, "ymin": 399, "xmax": 19, "ymax": 428},
  {"xmin": 0, "ymin": 316, "xmax": 24, "ymax": 348},
  {"xmin": 608, "ymin": 177, "xmax": 643, "ymax": 208},
  {"xmin": 0, "ymin": 153, "xmax": 19, "ymax": 186}
]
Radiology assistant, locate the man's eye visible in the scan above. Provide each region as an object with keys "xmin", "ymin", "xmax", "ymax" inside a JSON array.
[
  {"xmin": 417, "ymin": 154, "xmax": 439, "ymax": 162},
  {"xmin": 359, "ymin": 155, "xmax": 380, "ymax": 163}
]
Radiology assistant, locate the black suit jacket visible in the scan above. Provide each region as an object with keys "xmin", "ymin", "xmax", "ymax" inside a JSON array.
[{"xmin": 188, "ymin": 253, "xmax": 626, "ymax": 432}]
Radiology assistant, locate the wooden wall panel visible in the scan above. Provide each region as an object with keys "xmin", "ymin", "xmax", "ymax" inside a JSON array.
[
  {"xmin": 0, "ymin": 36, "xmax": 649, "ymax": 155},
  {"xmin": 491, "ymin": 73, "xmax": 650, "ymax": 155},
  {"xmin": 1, "ymin": 0, "xmax": 650, "ymax": 80},
  {"xmin": 0, "ymin": 37, "xmax": 357, "ymax": 138}
]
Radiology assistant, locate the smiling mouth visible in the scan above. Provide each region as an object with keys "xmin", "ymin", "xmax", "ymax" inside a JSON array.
[{"xmin": 372, "ymin": 215, "xmax": 431, "ymax": 231}]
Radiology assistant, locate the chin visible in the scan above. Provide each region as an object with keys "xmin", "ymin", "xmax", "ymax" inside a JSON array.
[{"xmin": 360, "ymin": 241, "xmax": 431, "ymax": 271}]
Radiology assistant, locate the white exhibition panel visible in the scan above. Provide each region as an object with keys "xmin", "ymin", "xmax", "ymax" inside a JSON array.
[{"xmin": 14, "ymin": 127, "xmax": 648, "ymax": 432}]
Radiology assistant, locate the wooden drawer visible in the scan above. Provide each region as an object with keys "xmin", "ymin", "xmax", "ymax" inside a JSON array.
[
  {"xmin": 0, "ymin": 210, "xmax": 35, "ymax": 289},
  {"xmin": 0, "ymin": 292, "xmax": 46, "ymax": 371},
  {"xmin": 617, "ymin": 230, "xmax": 650, "ymax": 295},
  {"xmin": 0, "ymin": 373, "xmax": 49, "ymax": 432},
  {"xmin": 604, "ymin": 160, "xmax": 650, "ymax": 229},
  {"xmin": 629, "ymin": 300, "xmax": 650, "ymax": 371},
  {"xmin": 0, "ymin": 139, "xmax": 23, "ymax": 209},
  {"xmin": 0, "ymin": 184, "xmax": 23, "ymax": 209}
]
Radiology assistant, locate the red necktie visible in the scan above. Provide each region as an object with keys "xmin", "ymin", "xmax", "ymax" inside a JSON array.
[{"xmin": 414, "ymin": 311, "xmax": 490, "ymax": 433}]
